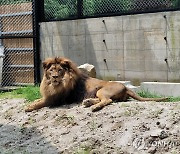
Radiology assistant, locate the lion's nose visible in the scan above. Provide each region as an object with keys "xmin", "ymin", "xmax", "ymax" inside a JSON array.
[{"xmin": 52, "ymin": 75, "xmax": 58, "ymax": 79}]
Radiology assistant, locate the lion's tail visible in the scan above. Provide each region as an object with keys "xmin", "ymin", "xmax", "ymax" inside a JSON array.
[{"xmin": 126, "ymin": 88, "xmax": 168, "ymax": 102}]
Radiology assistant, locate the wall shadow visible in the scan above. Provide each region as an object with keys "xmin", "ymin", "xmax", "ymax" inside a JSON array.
[
  {"xmin": 53, "ymin": 19, "xmax": 100, "ymax": 75},
  {"xmin": 0, "ymin": 124, "xmax": 59, "ymax": 153}
]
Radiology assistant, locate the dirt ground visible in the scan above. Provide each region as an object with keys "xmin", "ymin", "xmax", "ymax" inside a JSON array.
[{"xmin": 0, "ymin": 98, "xmax": 179, "ymax": 154}]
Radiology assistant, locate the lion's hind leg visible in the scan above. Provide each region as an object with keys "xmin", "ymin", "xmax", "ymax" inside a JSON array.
[
  {"xmin": 90, "ymin": 87, "xmax": 113, "ymax": 112},
  {"xmin": 25, "ymin": 98, "xmax": 47, "ymax": 112},
  {"xmin": 91, "ymin": 98, "xmax": 112, "ymax": 112},
  {"xmin": 82, "ymin": 98, "xmax": 100, "ymax": 107}
]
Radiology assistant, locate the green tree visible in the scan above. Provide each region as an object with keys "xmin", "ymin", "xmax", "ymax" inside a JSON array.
[
  {"xmin": 83, "ymin": 0, "xmax": 132, "ymax": 16},
  {"xmin": 44, "ymin": 0, "xmax": 77, "ymax": 20}
]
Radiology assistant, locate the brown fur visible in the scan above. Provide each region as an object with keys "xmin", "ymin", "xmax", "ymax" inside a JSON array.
[{"xmin": 25, "ymin": 57, "xmax": 167, "ymax": 112}]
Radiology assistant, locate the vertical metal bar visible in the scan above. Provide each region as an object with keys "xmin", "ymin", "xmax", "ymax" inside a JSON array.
[
  {"xmin": 77, "ymin": 0, "xmax": 83, "ymax": 18},
  {"xmin": 178, "ymin": 0, "xmax": 180, "ymax": 9},
  {"xmin": 0, "ymin": 16, "xmax": 3, "ymax": 86},
  {"xmin": 32, "ymin": 0, "xmax": 41, "ymax": 85},
  {"xmin": 38, "ymin": 0, "xmax": 45, "ymax": 22},
  {"xmin": 0, "ymin": 17, "xmax": 2, "ymax": 46}
]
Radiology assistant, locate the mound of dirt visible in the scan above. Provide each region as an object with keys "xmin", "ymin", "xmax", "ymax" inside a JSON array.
[{"xmin": 0, "ymin": 98, "xmax": 179, "ymax": 154}]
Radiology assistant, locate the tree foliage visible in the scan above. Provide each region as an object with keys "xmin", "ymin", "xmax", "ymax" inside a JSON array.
[
  {"xmin": 44, "ymin": 0, "xmax": 77, "ymax": 20},
  {"xmin": 44, "ymin": 0, "xmax": 180, "ymax": 20},
  {"xmin": 83, "ymin": 0, "xmax": 132, "ymax": 16}
]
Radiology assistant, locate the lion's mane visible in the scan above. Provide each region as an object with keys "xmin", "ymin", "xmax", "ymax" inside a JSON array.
[{"xmin": 40, "ymin": 57, "xmax": 88, "ymax": 106}]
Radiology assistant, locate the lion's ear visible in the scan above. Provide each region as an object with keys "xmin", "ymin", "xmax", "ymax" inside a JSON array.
[
  {"xmin": 54, "ymin": 57, "xmax": 69, "ymax": 69},
  {"xmin": 61, "ymin": 60, "xmax": 70, "ymax": 70},
  {"xmin": 42, "ymin": 61, "xmax": 47, "ymax": 69},
  {"xmin": 42, "ymin": 61, "xmax": 51, "ymax": 70}
]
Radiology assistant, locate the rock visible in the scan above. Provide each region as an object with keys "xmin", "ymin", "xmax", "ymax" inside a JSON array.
[
  {"xmin": 150, "ymin": 129, "xmax": 162, "ymax": 137},
  {"xmin": 156, "ymin": 121, "xmax": 166, "ymax": 129},
  {"xmin": 159, "ymin": 130, "xmax": 169, "ymax": 139},
  {"xmin": 148, "ymin": 147, "xmax": 156, "ymax": 154},
  {"xmin": 150, "ymin": 130, "xmax": 169, "ymax": 139},
  {"xmin": 159, "ymin": 124, "xmax": 166, "ymax": 129},
  {"xmin": 111, "ymin": 122, "xmax": 123, "ymax": 131},
  {"xmin": 78, "ymin": 63, "xmax": 96, "ymax": 78}
]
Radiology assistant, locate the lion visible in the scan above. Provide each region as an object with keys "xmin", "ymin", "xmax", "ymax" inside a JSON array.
[{"xmin": 25, "ymin": 57, "xmax": 167, "ymax": 112}]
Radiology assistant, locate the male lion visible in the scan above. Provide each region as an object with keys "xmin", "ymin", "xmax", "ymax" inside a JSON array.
[{"xmin": 25, "ymin": 57, "xmax": 167, "ymax": 112}]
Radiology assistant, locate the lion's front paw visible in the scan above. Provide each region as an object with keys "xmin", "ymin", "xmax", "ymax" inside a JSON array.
[
  {"xmin": 25, "ymin": 99, "xmax": 45, "ymax": 112},
  {"xmin": 91, "ymin": 104, "xmax": 103, "ymax": 112},
  {"xmin": 82, "ymin": 99, "xmax": 94, "ymax": 107},
  {"xmin": 25, "ymin": 106, "xmax": 34, "ymax": 112}
]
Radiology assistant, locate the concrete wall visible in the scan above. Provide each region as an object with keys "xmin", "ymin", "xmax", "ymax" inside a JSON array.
[{"xmin": 40, "ymin": 11, "xmax": 180, "ymax": 84}]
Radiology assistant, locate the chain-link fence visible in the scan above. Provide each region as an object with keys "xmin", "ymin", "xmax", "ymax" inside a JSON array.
[
  {"xmin": 44, "ymin": 0, "xmax": 78, "ymax": 20},
  {"xmin": 0, "ymin": 0, "xmax": 38, "ymax": 86},
  {"xmin": 44, "ymin": 0, "xmax": 180, "ymax": 21}
]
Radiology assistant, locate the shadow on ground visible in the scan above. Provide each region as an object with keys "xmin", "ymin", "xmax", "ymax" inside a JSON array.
[{"xmin": 0, "ymin": 124, "xmax": 59, "ymax": 154}]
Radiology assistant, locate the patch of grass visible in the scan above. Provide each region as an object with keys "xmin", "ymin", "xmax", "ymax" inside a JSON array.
[
  {"xmin": 75, "ymin": 145, "xmax": 92, "ymax": 154},
  {"xmin": 121, "ymin": 108, "xmax": 139, "ymax": 117},
  {"xmin": 0, "ymin": 86, "xmax": 40, "ymax": 102},
  {"xmin": 120, "ymin": 103, "xmax": 130, "ymax": 108},
  {"xmin": 167, "ymin": 96, "xmax": 180, "ymax": 102},
  {"xmin": 55, "ymin": 114, "xmax": 77, "ymax": 126},
  {"xmin": 137, "ymin": 89, "xmax": 180, "ymax": 102},
  {"xmin": 148, "ymin": 108, "xmax": 164, "ymax": 118},
  {"xmin": 137, "ymin": 90, "xmax": 162, "ymax": 98},
  {"xmin": 87, "ymin": 120, "xmax": 97, "ymax": 131}
]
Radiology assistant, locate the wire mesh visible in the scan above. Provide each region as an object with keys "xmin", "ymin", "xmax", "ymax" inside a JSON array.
[
  {"xmin": 44, "ymin": 0, "xmax": 78, "ymax": 21},
  {"xmin": 44, "ymin": 0, "xmax": 180, "ymax": 21},
  {"xmin": 0, "ymin": 0, "xmax": 35, "ymax": 86},
  {"xmin": 131, "ymin": 0, "xmax": 178, "ymax": 11}
]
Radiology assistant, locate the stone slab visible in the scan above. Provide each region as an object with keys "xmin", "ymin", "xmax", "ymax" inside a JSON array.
[{"xmin": 140, "ymin": 82, "xmax": 180, "ymax": 97}]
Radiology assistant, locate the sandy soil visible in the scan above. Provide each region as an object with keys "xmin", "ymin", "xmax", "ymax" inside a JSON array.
[{"xmin": 0, "ymin": 98, "xmax": 179, "ymax": 154}]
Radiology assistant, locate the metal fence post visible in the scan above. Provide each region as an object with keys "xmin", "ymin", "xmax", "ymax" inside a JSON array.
[
  {"xmin": 32, "ymin": 0, "xmax": 41, "ymax": 85},
  {"xmin": 178, "ymin": 0, "xmax": 180, "ymax": 9},
  {"xmin": 77, "ymin": 0, "xmax": 83, "ymax": 18}
]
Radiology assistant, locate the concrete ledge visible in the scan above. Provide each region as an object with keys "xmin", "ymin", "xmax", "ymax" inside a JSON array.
[
  {"xmin": 113, "ymin": 81, "xmax": 131, "ymax": 86},
  {"xmin": 140, "ymin": 82, "xmax": 180, "ymax": 97},
  {"xmin": 0, "ymin": 86, "xmax": 19, "ymax": 92},
  {"xmin": 113, "ymin": 81, "xmax": 139, "ymax": 91}
]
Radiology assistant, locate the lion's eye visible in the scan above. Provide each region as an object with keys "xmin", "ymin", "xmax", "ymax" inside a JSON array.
[{"xmin": 59, "ymin": 69, "xmax": 63, "ymax": 73}]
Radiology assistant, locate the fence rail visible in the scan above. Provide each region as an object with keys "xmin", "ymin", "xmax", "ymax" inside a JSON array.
[{"xmin": 43, "ymin": 0, "xmax": 180, "ymax": 21}]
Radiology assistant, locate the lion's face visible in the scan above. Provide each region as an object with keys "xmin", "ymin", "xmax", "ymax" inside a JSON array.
[
  {"xmin": 46, "ymin": 63, "xmax": 65, "ymax": 86},
  {"xmin": 42, "ymin": 57, "xmax": 81, "ymax": 87}
]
